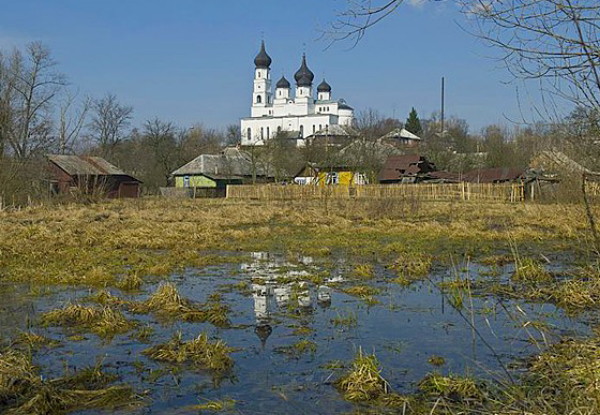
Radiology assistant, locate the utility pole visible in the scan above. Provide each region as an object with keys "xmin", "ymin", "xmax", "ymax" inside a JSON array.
[{"xmin": 440, "ymin": 76, "xmax": 445, "ymax": 135}]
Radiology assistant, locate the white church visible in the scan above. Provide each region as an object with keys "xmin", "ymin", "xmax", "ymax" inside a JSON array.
[{"xmin": 240, "ymin": 41, "xmax": 355, "ymax": 146}]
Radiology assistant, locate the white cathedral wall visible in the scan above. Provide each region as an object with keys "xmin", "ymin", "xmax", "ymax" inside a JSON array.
[{"xmin": 241, "ymin": 114, "xmax": 335, "ymax": 145}]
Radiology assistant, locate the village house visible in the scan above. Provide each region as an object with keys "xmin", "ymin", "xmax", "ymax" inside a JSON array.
[
  {"xmin": 170, "ymin": 147, "xmax": 275, "ymax": 195},
  {"xmin": 378, "ymin": 154, "xmax": 436, "ymax": 184},
  {"xmin": 47, "ymin": 154, "xmax": 141, "ymax": 198}
]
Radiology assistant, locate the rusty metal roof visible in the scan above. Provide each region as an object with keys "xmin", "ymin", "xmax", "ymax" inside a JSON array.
[
  {"xmin": 378, "ymin": 154, "xmax": 435, "ymax": 182},
  {"xmin": 48, "ymin": 155, "xmax": 139, "ymax": 180},
  {"xmin": 463, "ymin": 167, "xmax": 525, "ymax": 183}
]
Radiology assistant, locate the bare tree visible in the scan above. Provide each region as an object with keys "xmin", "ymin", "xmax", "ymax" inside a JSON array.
[
  {"xmin": 464, "ymin": 1, "xmax": 600, "ymax": 111},
  {"xmin": 57, "ymin": 89, "xmax": 90, "ymax": 154},
  {"xmin": 329, "ymin": 0, "xmax": 600, "ymax": 112},
  {"xmin": 142, "ymin": 118, "xmax": 179, "ymax": 186},
  {"xmin": 0, "ymin": 42, "xmax": 66, "ymax": 160},
  {"xmin": 88, "ymin": 93, "xmax": 133, "ymax": 158}
]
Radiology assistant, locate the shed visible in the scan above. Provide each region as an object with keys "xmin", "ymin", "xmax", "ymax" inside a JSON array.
[
  {"xmin": 378, "ymin": 154, "xmax": 436, "ymax": 184},
  {"xmin": 47, "ymin": 155, "xmax": 141, "ymax": 198},
  {"xmin": 463, "ymin": 167, "xmax": 526, "ymax": 183}
]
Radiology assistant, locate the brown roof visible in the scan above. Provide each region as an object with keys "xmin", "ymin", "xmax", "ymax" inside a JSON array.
[
  {"xmin": 48, "ymin": 155, "xmax": 140, "ymax": 180},
  {"xmin": 378, "ymin": 154, "xmax": 435, "ymax": 182},
  {"xmin": 463, "ymin": 167, "xmax": 525, "ymax": 183},
  {"xmin": 428, "ymin": 171, "xmax": 461, "ymax": 182}
]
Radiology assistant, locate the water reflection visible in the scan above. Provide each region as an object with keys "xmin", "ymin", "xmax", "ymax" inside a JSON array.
[{"xmin": 245, "ymin": 252, "xmax": 334, "ymax": 345}]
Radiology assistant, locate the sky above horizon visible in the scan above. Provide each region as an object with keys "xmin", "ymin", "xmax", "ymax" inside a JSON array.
[{"xmin": 0, "ymin": 0, "xmax": 567, "ymax": 134}]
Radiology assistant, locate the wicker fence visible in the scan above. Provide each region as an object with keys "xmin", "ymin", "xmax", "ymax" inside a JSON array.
[{"xmin": 226, "ymin": 183, "xmax": 525, "ymax": 202}]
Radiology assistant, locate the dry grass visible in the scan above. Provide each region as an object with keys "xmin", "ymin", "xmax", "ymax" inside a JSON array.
[
  {"xmin": 335, "ymin": 349, "xmax": 409, "ymax": 407},
  {"xmin": 130, "ymin": 282, "xmax": 230, "ymax": 327},
  {"xmin": 143, "ymin": 331, "xmax": 234, "ymax": 373},
  {"xmin": 0, "ymin": 350, "xmax": 138, "ymax": 414},
  {"xmin": 40, "ymin": 303, "xmax": 135, "ymax": 339}
]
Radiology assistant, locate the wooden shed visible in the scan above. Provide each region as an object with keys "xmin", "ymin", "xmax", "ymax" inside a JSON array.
[{"xmin": 47, "ymin": 155, "xmax": 141, "ymax": 198}]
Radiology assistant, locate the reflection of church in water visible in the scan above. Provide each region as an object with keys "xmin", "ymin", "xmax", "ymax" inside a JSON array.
[{"xmin": 241, "ymin": 252, "xmax": 335, "ymax": 346}]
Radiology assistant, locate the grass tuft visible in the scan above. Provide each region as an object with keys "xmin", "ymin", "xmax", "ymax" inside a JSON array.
[
  {"xmin": 143, "ymin": 332, "xmax": 234, "ymax": 373},
  {"xmin": 131, "ymin": 282, "xmax": 230, "ymax": 327},
  {"xmin": 40, "ymin": 303, "xmax": 135, "ymax": 339}
]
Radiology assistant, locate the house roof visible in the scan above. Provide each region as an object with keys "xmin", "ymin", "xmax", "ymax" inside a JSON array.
[
  {"xmin": 463, "ymin": 167, "xmax": 526, "ymax": 183},
  {"xmin": 171, "ymin": 147, "xmax": 275, "ymax": 178},
  {"xmin": 308, "ymin": 124, "xmax": 357, "ymax": 138},
  {"xmin": 378, "ymin": 154, "xmax": 434, "ymax": 182},
  {"xmin": 380, "ymin": 128, "xmax": 421, "ymax": 141},
  {"xmin": 48, "ymin": 155, "xmax": 138, "ymax": 179}
]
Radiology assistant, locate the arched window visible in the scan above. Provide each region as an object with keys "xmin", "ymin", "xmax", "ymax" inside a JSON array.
[
  {"xmin": 260, "ymin": 127, "xmax": 264, "ymax": 139},
  {"xmin": 256, "ymin": 95, "xmax": 262, "ymax": 104},
  {"xmin": 312, "ymin": 125, "xmax": 316, "ymax": 133},
  {"xmin": 266, "ymin": 127, "xmax": 270, "ymax": 139},
  {"xmin": 319, "ymin": 124, "xmax": 322, "ymax": 131},
  {"xmin": 247, "ymin": 128, "xmax": 251, "ymax": 140},
  {"xmin": 277, "ymin": 126, "xmax": 282, "ymax": 133},
  {"xmin": 299, "ymin": 125, "xmax": 304, "ymax": 138}
]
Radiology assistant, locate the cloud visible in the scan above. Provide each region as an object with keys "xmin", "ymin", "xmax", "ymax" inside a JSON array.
[{"xmin": 406, "ymin": 0, "xmax": 428, "ymax": 7}]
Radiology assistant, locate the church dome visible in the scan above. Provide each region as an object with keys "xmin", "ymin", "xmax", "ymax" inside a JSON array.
[
  {"xmin": 254, "ymin": 41, "xmax": 272, "ymax": 68},
  {"xmin": 317, "ymin": 79, "xmax": 331, "ymax": 92},
  {"xmin": 276, "ymin": 75, "xmax": 290, "ymax": 89},
  {"xmin": 294, "ymin": 54, "xmax": 314, "ymax": 87}
]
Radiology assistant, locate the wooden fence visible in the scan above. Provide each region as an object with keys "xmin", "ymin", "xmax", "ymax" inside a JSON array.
[{"xmin": 226, "ymin": 183, "xmax": 525, "ymax": 202}]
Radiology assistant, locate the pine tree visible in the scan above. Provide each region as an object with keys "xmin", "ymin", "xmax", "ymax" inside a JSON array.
[{"xmin": 405, "ymin": 107, "xmax": 422, "ymax": 136}]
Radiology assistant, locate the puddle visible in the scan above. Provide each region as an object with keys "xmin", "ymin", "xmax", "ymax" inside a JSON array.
[{"xmin": 0, "ymin": 251, "xmax": 591, "ymax": 414}]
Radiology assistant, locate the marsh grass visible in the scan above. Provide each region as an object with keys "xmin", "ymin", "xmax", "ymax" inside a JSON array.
[
  {"xmin": 335, "ymin": 349, "xmax": 408, "ymax": 407},
  {"xmin": 353, "ymin": 264, "xmax": 375, "ymax": 279},
  {"xmin": 417, "ymin": 373, "xmax": 484, "ymax": 401},
  {"xmin": 116, "ymin": 272, "xmax": 143, "ymax": 291},
  {"xmin": 191, "ymin": 397, "xmax": 236, "ymax": 411},
  {"xmin": 331, "ymin": 310, "xmax": 358, "ymax": 328},
  {"xmin": 0, "ymin": 350, "xmax": 138, "ymax": 415},
  {"xmin": 14, "ymin": 331, "xmax": 60, "ymax": 349},
  {"xmin": 512, "ymin": 257, "xmax": 553, "ymax": 283},
  {"xmin": 143, "ymin": 331, "xmax": 234, "ymax": 373},
  {"xmin": 275, "ymin": 340, "xmax": 317, "ymax": 358},
  {"xmin": 131, "ymin": 282, "xmax": 230, "ymax": 327},
  {"xmin": 342, "ymin": 285, "xmax": 380, "ymax": 305},
  {"xmin": 40, "ymin": 303, "xmax": 135, "ymax": 339},
  {"xmin": 290, "ymin": 326, "xmax": 313, "ymax": 336},
  {"xmin": 87, "ymin": 289, "xmax": 126, "ymax": 306}
]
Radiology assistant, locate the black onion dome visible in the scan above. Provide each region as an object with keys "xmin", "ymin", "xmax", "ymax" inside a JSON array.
[
  {"xmin": 276, "ymin": 75, "xmax": 290, "ymax": 89},
  {"xmin": 254, "ymin": 41, "xmax": 272, "ymax": 68},
  {"xmin": 317, "ymin": 79, "xmax": 331, "ymax": 93},
  {"xmin": 294, "ymin": 54, "xmax": 314, "ymax": 87}
]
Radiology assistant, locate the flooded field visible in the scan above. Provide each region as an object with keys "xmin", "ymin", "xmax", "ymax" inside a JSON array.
[
  {"xmin": 1, "ymin": 199, "xmax": 599, "ymax": 413},
  {"xmin": 0, "ymin": 250, "xmax": 592, "ymax": 414}
]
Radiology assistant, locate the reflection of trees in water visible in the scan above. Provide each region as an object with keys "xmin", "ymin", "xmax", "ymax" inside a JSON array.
[{"xmin": 244, "ymin": 252, "xmax": 335, "ymax": 346}]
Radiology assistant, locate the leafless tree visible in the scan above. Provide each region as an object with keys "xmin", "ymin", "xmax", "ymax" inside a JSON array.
[
  {"xmin": 88, "ymin": 93, "xmax": 133, "ymax": 158},
  {"xmin": 142, "ymin": 118, "xmax": 179, "ymax": 186},
  {"xmin": 0, "ymin": 42, "xmax": 66, "ymax": 160},
  {"xmin": 329, "ymin": 0, "xmax": 600, "ymax": 112},
  {"xmin": 463, "ymin": 0, "xmax": 600, "ymax": 112},
  {"xmin": 57, "ymin": 89, "xmax": 90, "ymax": 154}
]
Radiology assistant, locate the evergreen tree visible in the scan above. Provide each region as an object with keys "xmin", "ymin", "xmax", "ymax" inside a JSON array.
[{"xmin": 405, "ymin": 107, "xmax": 422, "ymax": 136}]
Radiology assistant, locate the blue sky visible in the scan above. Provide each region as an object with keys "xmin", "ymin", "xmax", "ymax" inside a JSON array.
[{"xmin": 0, "ymin": 0, "xmax": 558, "ymax": 133}]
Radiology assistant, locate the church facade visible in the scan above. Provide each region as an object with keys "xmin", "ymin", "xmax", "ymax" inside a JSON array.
[{"xmin": 240, "ymin": 42, "xmax": 355, "ymax": 146}]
